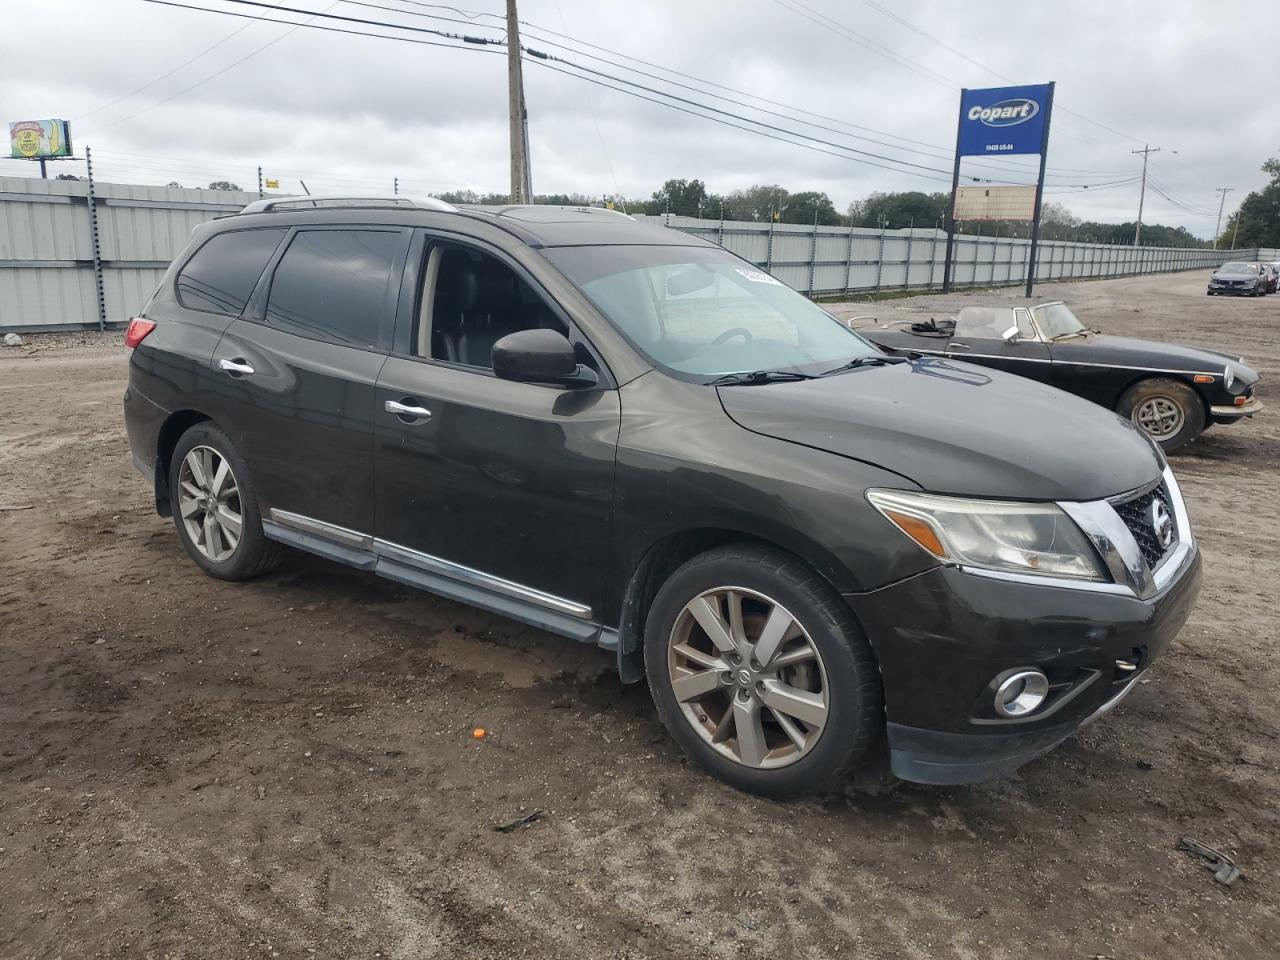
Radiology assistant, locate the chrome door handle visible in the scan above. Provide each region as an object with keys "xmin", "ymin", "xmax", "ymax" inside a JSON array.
[
  {"xmin": 218, "ymin": 357, "xmax": 255, "ymax": 376},
  {"xmin": 385, "ymin": 399, "xmax": 432, "ymax": 421},
  {"xmin": 946, "ymin": 342, "xmax": 971, "ymax": 351}
]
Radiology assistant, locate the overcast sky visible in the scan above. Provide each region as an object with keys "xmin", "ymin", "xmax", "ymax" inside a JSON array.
[{"xmin": 2, "ymin": 0, "xmax": 1275, "ymax": 236}]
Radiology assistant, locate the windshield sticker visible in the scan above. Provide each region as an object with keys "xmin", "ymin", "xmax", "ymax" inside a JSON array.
[{"xmin": 734, "ymin": 267, "xmax": 783, "ymax": 286}]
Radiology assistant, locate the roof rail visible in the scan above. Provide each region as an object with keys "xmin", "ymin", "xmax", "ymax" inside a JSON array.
[{"xmin": 238, "ymin": 194, "xmax": 457, "ymax": 215}]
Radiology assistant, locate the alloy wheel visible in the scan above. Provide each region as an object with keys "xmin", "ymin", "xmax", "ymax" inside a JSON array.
[
  {"xmin": 177, "ymin": 445, "xmax": 243, "ymax": 562},
  {"xmin": 666, "ymin": 587, "xmax": 829, "ymax": 769},
  {"xmin": 1134, "ymin": 396, "xmax": 1185, "ymax": 440}
]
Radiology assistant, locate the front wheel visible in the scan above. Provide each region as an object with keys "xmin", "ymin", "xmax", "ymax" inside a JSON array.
[
  {"xmin": 169, "ymin": 422, "xmax": 282, "ymax": 580},
  {"xmin": 643, "ymin": 545, "xmax": 881, "ymax": 798},
  {"xmin": 1117, "ymin": 378, "xmax": 1205, "ymax": 453}
]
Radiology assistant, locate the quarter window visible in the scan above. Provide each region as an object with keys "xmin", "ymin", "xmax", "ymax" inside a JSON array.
[
  {"xmin": 265, "ymin": 229, "xmax": 406, "ymax": 347},
  {"xmin": 175, "ymin": 228, "xmax": 286, "ymax": 315}
]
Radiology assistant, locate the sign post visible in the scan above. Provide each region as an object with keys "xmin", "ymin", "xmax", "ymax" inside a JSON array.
[{"xmin": 941, "ymin": 84, "xmax": 1054, "ymax": 295}]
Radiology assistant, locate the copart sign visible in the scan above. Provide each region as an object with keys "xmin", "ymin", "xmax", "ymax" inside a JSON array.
[{"xmin": 957, "ymin": 85, "xmax": 1051, "ymax": 157}]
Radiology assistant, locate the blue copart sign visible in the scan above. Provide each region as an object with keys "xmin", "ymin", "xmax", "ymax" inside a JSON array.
[{"xmin": 957, "ymin": 85, "xmax": 1052, "ymax": 157}]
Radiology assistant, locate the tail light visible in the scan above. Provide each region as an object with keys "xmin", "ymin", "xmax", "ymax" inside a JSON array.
[{"xmin": 124, "ymin": 317, "xmax": 156, "ymax": 349}]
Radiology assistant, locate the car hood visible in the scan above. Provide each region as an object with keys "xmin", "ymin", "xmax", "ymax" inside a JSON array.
[
  {"xmin": 717, "ymin": 358, "xmax": 1162, "ymax": 502},
  {"xmin": 1211, "ymin": 271, "xmax": 1256, "ymax": 281}
]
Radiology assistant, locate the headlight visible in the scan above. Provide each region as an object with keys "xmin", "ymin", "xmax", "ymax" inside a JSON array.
[
  {"xmin": 1224, "ymin": 365, "xmax": 1235, "ymax": 390},
  {"xmin": 867, "ymin": 489, "xmax": 1107, "ymax": 581}
]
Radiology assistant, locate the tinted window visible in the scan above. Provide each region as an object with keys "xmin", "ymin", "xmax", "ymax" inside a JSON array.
[
  {"xmin": 265, "ymin": 229, "xmax": 405, "ymax": 347},
  {"xmin": 175, "ymin": 228, "xmax": 286, "ymax": 315},
  {"xmin": 428, "ymin": 246, "xmax": 566, "ymax": 368}
]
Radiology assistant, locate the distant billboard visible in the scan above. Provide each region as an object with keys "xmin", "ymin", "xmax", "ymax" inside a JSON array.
[
  {"xmin": 953, "ymin": 185, "xmax": 1038, "ymax": 222},
  {"xmin": 957, "ymin": 85, "xmax": 1051, "ymax": 157},
  {"xmin": 9, "ymin": 119, "xmax": 73, "ymax": 159}
]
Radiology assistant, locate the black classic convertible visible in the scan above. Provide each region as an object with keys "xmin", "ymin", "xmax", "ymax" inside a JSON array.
[{"xmin": 859, "ymin": 301, "xmax": 1262, "ymax": 451}]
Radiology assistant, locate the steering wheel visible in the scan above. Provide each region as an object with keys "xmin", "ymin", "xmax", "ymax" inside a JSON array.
[{"xmin": 712, "ymin": 327, "xmax": 753, "ymax": 345}]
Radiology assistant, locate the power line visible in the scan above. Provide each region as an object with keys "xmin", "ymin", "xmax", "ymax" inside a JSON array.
[
  {"xmin": 140, "ymin": 0, "xmax": 963, "ymax": 182},
  {"xmin": 850, "ymin": 0, "xmax": 1144, "ymax": 145},
  {"xmin": 84, "ymin": 1, "xmax": 346, "ymax": 134},
  {"xmin": 132, "ymin": 1, "xmax": 1144, "ymax": 195},
  {"xmin": 391, "ymin": 0, "xmax": 1141, "ymax": 178},
  {"xmin": 70, "ymin": 10, "xmax": 265, "ymax": 121},
  {"xmin": 372, "ymin": 0, "xmax": 1133, "ymax": 183}
]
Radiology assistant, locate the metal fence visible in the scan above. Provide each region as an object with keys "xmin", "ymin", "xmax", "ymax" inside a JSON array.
[
  {"xmin": 0, "ymin": 175, "xmax": 1268, "ymax": 333},
  {"xmin": 0, "ymin": 175, "xmax": 261, "ymax": 334},
  {"xmin": 635, "ymin": 214, "xmax": 1264, "ymax": 299}
]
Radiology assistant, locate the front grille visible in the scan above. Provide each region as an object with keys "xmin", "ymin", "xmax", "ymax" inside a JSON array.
[{"xmin": 1114, "ymin": 485, "xmax": 1176, "ymax": 569}]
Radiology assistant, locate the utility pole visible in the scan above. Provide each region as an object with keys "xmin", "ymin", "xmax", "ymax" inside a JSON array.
[
  {"xmin": 1213, "ymin": 187, "xmax": 1232, "ymax": 249},
  {"xmin": 1231, "ymin": 210, "xmax": 1241, "ymax": 250},
  {"xmin": 1131, "ymin": 144, "xmax": 1160, "ymax": 246},
  {"xmin": 506, "ymin": 0, "xmax": 531, "ymax": 203}
]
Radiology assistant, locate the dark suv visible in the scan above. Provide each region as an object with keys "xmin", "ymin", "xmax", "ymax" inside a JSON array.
[{"xmin": 124, "ymin": 197, "xmax": 1202, "ymax": 796}]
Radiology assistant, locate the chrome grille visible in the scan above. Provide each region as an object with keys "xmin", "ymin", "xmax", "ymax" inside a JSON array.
[{"xmin": 1113, "ymin": 485, "xmax": 1176, "ymax": 569}]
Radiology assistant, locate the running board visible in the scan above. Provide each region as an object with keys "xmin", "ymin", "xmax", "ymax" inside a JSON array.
[{"xmin": 263, "ymin": 510, "xmax": 609, "ymax": 648}]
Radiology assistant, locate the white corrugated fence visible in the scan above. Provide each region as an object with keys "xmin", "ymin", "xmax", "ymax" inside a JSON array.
[{"xmin": 0, "ymin": 176, "xmax": 1269, "ymax": 333}]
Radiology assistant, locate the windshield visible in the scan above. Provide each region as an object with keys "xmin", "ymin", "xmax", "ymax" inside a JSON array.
[
  {"xmin": 1032, "ymin": 302, "xmax": 1086, "ymax": 339},
  {"xmin": 1219, "ymin": 262, "xmax": 1256, "ymax": 274},
  {"xmin": 542, "ymin": 245, "xmax": 878, "ymax": 379}
]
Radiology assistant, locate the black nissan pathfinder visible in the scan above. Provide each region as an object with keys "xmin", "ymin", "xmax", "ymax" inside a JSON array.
[{"xmin": 123, "ymin": 197, "xmax": 1202, "ymax": 796}]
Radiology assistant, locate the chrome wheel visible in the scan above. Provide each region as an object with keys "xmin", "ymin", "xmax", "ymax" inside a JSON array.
[
  {"xmin": 177, "ymin": 445, "xmax": 243, "ymax": 562},
  {"xmin": 666, "ymin": 587, "xmax": 829, "ymax": 770},
  {"xmin": 1134, "ymin": 396, "xmax": 1185, "ymax": 440}
]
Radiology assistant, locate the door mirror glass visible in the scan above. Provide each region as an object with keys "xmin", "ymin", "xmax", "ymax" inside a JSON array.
[
  {"xmin": 1001, "ymin": 325, "xmax": 1020, "ymax": 343},
  {"xmin": 492, "ymin": 328, "xmax": 597, "ymax": 388}
]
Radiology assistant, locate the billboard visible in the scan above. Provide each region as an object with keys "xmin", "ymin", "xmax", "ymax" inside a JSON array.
[
  {"xmin": 957, "ymin": 85, "xmax": 1051, "ymax": 157},
  {"xmin": 953, "ymin": 185, "xmax": 1038, "ymax": 222},
  {"xmin": 9, "ymin": 119, "xmax": 73, "ymax": 159}
]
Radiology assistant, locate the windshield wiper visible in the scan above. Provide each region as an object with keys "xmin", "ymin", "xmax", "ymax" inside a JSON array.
[
  {"xmin": 1050, "ymin": 330, "xmax": 1088, "ymax": 342},
  {"xmin": 818, "ymin": 354, "xmax": 908, "ymax": 377},
  {"xmin": 708, "ymin": 369, "xmax": 817, "ymax": 386}
]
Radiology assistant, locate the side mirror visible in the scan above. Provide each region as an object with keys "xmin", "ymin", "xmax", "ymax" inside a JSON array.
[
  {"xmin": 1001, "ymin": 325, "xmax": 1020, "ymax": 343},
  {"xmin": 492, "ymin": 328, "xmax": 598, "ymax": 388}
]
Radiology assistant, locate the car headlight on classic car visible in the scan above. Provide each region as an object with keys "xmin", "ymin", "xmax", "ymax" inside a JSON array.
[
  {"xmin": 1224, "ymin": 364, "xmax": 1235, "ymax": 390},
  {"xmin": 867, "ymin": 489, "xmax": 1107, "ymax": 581}
]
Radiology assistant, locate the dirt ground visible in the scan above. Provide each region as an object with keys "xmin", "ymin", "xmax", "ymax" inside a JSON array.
[{"xmin": 1, "ymin": 270, "xmax": 1277, "ymax": 960}]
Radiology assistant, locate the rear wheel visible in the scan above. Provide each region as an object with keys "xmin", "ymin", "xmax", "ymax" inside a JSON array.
[
  {"xmin": 1117, "ymin": 378, "xmax": 1205, "ymax": 453},
  {"xmin": 169, "ymin": 423, "xmax": 282, "ymax": 580},
  {"xmin": 644, "ymin": 545, "xmax": 881, "ymax": 798}
]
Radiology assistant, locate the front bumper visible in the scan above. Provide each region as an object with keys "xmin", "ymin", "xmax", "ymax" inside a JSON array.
[
  {"xmin": 1210, "ymin": 396, "xmax": 1263, "ymax": 420},
  {"xmin": 846, "ymin": 536, "xmax": 1202, "ymax": 786}
]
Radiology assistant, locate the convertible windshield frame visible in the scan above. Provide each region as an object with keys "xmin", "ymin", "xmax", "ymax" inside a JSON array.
[
  {"xmin": 1031, "ymin": 301, "xmax": 1087, "ymax": 341},
  {"xmin": 540, "ymin": 243, "xmax": 881, "ymax": 384}
]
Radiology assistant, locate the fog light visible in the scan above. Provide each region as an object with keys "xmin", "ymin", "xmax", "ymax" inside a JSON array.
[{"xmin": 994, "ymin": 670, "xmax": 1050, "ymax": 718}]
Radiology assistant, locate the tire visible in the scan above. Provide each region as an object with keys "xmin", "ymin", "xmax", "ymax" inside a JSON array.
[
  {"xmin": 169, "ymin": 422, "xmax": 283, "ymax": 580},
  {"xmin": 1117, "ymin": 377, "xmax": 1205, "ymax": 453},
  {"xmin": 643, "ymin": 544, "xmax": 881, "ymax": 798}
]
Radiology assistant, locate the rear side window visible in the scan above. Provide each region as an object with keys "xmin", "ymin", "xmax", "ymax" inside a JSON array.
[
  {"xmin": 265, "ymin": 229, "xmax": 405, "ymax": 348},
  {"xmin": 175, "ymin": 228, "xmax": 286, "ymax": 315}
]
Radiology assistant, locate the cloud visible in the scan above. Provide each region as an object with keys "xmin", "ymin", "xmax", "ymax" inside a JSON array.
[{"xmin": 1, "ymin": 0, "xmax": 1270, "ymax": 236}]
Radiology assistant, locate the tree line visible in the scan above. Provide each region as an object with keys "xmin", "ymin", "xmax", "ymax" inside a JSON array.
[
  {"xmin": 440, "ymin": 178, "xmax": 1209, "ymax": 246},
  {"xmin": 1218, "ymin": 157, "xmax": 1280, "ymax": 249}
]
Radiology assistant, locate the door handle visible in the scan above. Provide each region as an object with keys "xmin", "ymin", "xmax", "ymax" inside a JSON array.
[
  {"xmin": 218, "ymin": 357, "xmax": 255, "ymax": 376},
  {"xmin": 946, "ymin": 342, "xmax": 970, "ymax": 351},
  {"xmin": 385, "ymin": 399, "xmax": 433, "ymax": 422}
]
